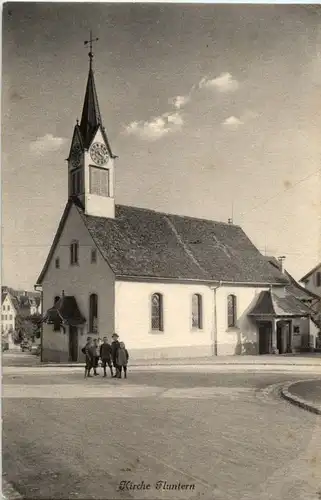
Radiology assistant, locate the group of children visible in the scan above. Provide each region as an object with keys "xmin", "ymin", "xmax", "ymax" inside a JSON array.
[{"xmin": 82, "ymin": 333, "xmax": 129, "ymax": 379}]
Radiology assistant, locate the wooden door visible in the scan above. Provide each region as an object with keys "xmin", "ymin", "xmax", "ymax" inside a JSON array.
[
  {"xmin": 258, "ymin": 321, "xmax": 272, "ymax": 354},
  {"xmin": 69, "ymin": 325, "xmax": 78, "ymax": 362}
]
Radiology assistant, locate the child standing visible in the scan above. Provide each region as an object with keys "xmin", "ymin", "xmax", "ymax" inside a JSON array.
[
  {"xmin": 82, "ymin": 337, "xmax": 94, "ymax": 378},
  {"xmin": 100, "ymin": 337, "xmax": 113, "ymax": 377},
  {"xmin": 111, "ymin": 333, "xmax": 120, "ymax": 378},
  {"xmin": 116, "ymin": 342, "xmax": 129, "ymax": 379}
]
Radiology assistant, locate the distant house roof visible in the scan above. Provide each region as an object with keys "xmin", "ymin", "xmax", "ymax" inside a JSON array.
[
  {"xmin": 1, "ymin": 292, "xmax": 20, "ymax": 313},
  {"xmin": 265, "ymin": 256, "xmax": 321, "ymax": 302},
  {"xmin": 37, "ymin": 198, "xmax": 289, "ymax": 286},
  {"xmin": 248, "ymin": 289, "xmax": 313, "ymax": 317},
  {"xmin": 300, "ymin": 263, "xmax": 321, "ymax": 283}
]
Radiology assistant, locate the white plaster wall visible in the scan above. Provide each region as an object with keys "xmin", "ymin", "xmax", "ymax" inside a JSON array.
[
  {"xmin": 84, "ymin": 128, "xmax": 115, "ymax": 219},
  {"xmin": 215, "ymin": 285, "xmax": 271, "ymax": 356},
  {"xmin": 41, "ymin": 204, "xmax": 115, "ymax": 360},
  {"xmin": 115, "ymin": 281, "xmax": 214, "ymax": 358},
  {"xmin": 309, "ymin": 319, "xmax": 319, "ymax": 348},
  {"xmin": 292, "ymin": 317, "xmax": 309, "ymax": 348}
]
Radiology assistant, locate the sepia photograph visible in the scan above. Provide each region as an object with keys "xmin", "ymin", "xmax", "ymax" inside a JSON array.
[{"xmin": 2, "ymin": 2, "xmax": 321, "ymax": 499}]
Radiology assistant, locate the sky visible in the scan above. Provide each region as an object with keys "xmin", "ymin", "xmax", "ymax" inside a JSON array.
[{"xmin": 2, "ymin": 2, "xmax": 321, "ymax": 289}]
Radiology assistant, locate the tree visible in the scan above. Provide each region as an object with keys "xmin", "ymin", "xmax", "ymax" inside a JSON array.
[{"xmin": 15, "ymin": 314, "xmax": 38, "ymax": 342}]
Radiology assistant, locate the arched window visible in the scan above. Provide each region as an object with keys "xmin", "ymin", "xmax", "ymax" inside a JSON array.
[
  {"xmin": 192, "ymin": 294, "xmax": 203, "ymax": 329},
  {"xmin": 151, "ymin": 293, "xmax": 163, "ymax": 331},
  {"xmin": 91, "ymin": 248, "xmax": 97, "ymax": 263},
  {"xmin": 227, "ymin": 294, "xmax": 237, "ymax": 328},
  {"xmin": 89, "ymin": 293, "xmax": 98, "ymax": 333},
  {"xmin": 70, "ymin": 241, "xmax": 79, "ymax": 265}
]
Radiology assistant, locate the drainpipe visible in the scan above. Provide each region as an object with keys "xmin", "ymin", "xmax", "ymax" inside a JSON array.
[
  {"xmin": 210, "ymin": 282, "xmax": 222, "ymax": 356},
  {"xmin": 34, "ymin": 284, "xmax": 43, "ymax": 363}
]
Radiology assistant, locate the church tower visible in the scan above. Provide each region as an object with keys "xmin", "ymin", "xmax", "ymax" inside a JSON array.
[{"xmin": 67, "ymin": 33, "xmax": 116, "ymax": 218}]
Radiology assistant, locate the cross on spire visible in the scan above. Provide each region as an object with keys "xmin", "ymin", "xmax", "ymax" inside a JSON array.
[{"xmin": 84, "ymin": 30, "xmax": 99, "ymax": 68}]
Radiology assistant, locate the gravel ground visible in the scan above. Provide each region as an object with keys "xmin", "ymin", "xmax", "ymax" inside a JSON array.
[{"xmin": 3, "ymin": 368, "xmax": 321, "ymax": 500}]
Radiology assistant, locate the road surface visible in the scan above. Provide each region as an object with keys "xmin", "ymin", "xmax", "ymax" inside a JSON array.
[{"xmin": 2, "ymin": 353, "xmax": 321, "ymax": 500}]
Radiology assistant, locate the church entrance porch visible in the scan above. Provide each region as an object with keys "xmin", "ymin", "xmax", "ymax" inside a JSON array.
[
  {"xmin": 257, "ymin": 319, "xmax": 292, "ymax": 355},
  {"xmin": 248, "ymin": 288, "xmax": 312, "ymax": 355}
]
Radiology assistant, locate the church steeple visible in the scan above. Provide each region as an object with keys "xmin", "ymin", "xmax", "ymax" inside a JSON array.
[
  {"xmin": 79, "ymin": 32, "xmax": 102, "ymax": 148},
  {"xmin": 67, "ymin": 31, "xmax": 116, "ymax": 219}
]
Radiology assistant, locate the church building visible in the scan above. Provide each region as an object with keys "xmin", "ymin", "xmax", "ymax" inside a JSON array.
[{"xmin": 36, "ymin": 44, "xmax": 315, "ymax": 362}]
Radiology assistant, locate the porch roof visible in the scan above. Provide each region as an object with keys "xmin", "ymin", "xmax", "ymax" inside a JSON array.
[
  {"xmin": 44, "ymin": 296, "xmax": 86, "ymax": 326},
  {"xmin": 248, "ymin": 289, "xmax": 313, "ymax": 318}
]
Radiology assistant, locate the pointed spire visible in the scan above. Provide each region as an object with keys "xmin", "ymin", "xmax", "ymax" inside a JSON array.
[{"xmin": 80, "ymin": 32, "xmax": 102, "ymax": 148}]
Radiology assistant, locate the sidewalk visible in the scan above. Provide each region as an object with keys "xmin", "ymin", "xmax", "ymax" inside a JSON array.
[
  {"xmin": 281, "ymin": 379, "xmax": 321, "ymax": 415},
  {"xmin": 42, "ymin": 354, "xmax": 321, "ymax": 368}
]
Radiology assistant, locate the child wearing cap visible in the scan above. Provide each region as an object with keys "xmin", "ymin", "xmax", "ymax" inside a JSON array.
[{"xmin": 111, "ymin": 333, "xmax": 120, "ymax": 378}]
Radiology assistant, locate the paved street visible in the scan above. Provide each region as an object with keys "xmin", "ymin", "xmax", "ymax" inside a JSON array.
[{"xmin": 2, "ymin": 353, "xmax": 321, "ymax": 500}]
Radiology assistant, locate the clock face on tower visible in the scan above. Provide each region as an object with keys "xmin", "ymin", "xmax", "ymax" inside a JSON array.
[
  {"xmin": 70, "ymin": 144, "xmax": 82, "ymax": 168},
  {"xmin": 90, "ymin": 142, "xmax": 109, "ymax": 166}
]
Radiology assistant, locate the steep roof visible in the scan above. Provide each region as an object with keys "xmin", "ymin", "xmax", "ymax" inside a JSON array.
[
  {"xmin": 79, "ymin": 66, "xmax": 102, "ymax": 148},
  {"xmin": 248, "ymin": 289, "xmax": 313, "ymax": 317},
  {"xmin": 44, "ymin": 296, "xmax": 86, "ymax": 327},
  {"xmin": 78, "ymin": 65, "xmax": 114, "ymax": 157},
  {"xmin": 37, "ymin": 198, "xmax": 288, "ymax": 285}
]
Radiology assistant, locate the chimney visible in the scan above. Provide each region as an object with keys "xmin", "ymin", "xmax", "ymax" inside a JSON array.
[
  {"xmin": 228, "ymin": 218, "xmax": 233, "ymax": 224},
  {"xmin": 278, "ymin": 256, "xmax": 286, "ymax": 273},
  {"xmin": 24, "ymin": 291, "xmax": 28, "ymax": 297}
]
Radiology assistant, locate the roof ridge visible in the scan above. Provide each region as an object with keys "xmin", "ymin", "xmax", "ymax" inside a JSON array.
[{"xmin": 116, "ymin": 203, "xmax": 241, "ymax": 228}]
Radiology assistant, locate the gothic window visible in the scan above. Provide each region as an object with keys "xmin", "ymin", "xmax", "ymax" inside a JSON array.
[
  {"xmin": 227, "ymin": 294, "xmax": 237, "ymax": 328},
  {"xmin": 151, "ymin": 293, "xmax": 163, "ymax": 331},
  {"xmin": 90, "ymin": 166, "xmax": 109, "ymax": 197},
  {"xmin": 192, "ymin": 294, "xmax": 203, "ymax": 329},
  {"xmin": 316, "ymin": 272, "xmax": 321, "ymax": 287},
  {"xmin": 70, "ymin": 241, "xmax": 79, "ymax": 265},
  {"xmin": 91, "ymin": 249, "xmax": 97, "ymax": 263},
  {"xmin": 71, "ymin": 169, "xmax": 81, "ymax": 196},
  {"xmin": 55, "ymin": 257, "xmax": 60, "ymax": 269},
  {"xmin": 89, "ymin": 293, "xmax": 98, "ymax": 333}
]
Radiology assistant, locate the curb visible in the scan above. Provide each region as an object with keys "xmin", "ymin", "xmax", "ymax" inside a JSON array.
[
  {"xmin": 280, "ymin": 379, "xmax": 321, "ymax": 415},
  {"xmin": 2, "ymin": 477, "xmax": 23, "ymax": 499}
]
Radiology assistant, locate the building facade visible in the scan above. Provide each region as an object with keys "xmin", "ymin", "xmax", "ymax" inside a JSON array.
[{"xmin": 37, "ymin": 47, "xmax": 315, "ymax": 362}]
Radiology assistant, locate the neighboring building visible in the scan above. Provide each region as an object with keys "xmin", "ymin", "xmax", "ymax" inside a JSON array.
[
  {"xmin": 263, "ymin": 257, "xmax": 321, "ymax": 351},
  {"xmin": 36, "ymin": 47, "xmax": 314, "ymax": 362},
  {"xmin": 300, "ymin": 264, "xmax": 321, "ymax": 298},
  {"xmin": 1, "ymin": 292, "xmax": 19, "ymax": 334}
]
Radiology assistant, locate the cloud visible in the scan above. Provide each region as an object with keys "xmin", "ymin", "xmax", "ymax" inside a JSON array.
[
  {"xmin": 29, "ymin": 134, "xmax": 67, "ymax": 155},
  {"xmin": 199, "ymin": 72, "xmax": 239, "ymax": 93},
  {"xmin": 171, "ymin": 94, "xmax": 191, "ymax": 110},
  {"xmin": 125, "ymin": 111, "xmax": 184, "ymax": 141},
  {"xmin": 222, "ymin": 110, "xmax": 258, "ymax": 130},
  {"xmin": 125, "ymin": 71, "xmax": 240, "ymax": 141},
  {"xmin": 222, "ymin": 116, "xmax": 243, "ymax": 129}
]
